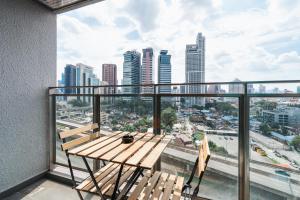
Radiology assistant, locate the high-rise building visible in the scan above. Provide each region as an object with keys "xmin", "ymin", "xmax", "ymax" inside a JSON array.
[
  {"xmin": 123, "ymin": 50, "xmax": 141, "ymax": 95},
  {"xmin": 158, "ymin": 50, "xmax": 171, "ymax": 93},
  {"xmin": 259, "ymin": 84, "xmax": 266, "ymax": 93},
  {"xmin": 102, "ymin": 64, "xmax": 117, "ymax": 94},
  {"xmin": 141, "ymin": 48, "xmax": 154, "ymax": 94},
  {"xmin": 297, "ymin": 86, "xmax": 300, "ymax": 94},
  {"xmin": 76, "ymin": 63, "xmax": 98, "ymax": 103},
  {"xmin": 64, "ymin": 64, "xmax": 77, "ymax": 94},
  {"xmin": 207, "ymin": 85, "xmax": 221, "ymax": 93},
  {"xmin": 185, "ymin": 33, "xmax": 205, "ymax": 105},
  {"xmin": 63, "ymin": 63, "xmax": 100, "ymax": 103},
  {"xmin": 229, "ymin": 78, "xmax": 243, "ymax": 93}
]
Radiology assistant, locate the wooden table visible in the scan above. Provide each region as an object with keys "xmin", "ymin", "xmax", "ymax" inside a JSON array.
[{"xmin": 68, "ymin": 131, "xmax": 171, "ymax": 199}]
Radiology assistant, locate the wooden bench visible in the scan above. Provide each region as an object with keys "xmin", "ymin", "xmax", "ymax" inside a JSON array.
[
  {"xmin": 59, "ymin": 124, "xmax": 137, "ymax": 199},
  {"xmin": 128, "ymin": 135, "xmax": 211, "ymax": 200}
]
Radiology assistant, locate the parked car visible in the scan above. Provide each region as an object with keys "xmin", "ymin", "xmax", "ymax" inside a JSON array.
[{"xmin": 275, "ymin": 169, "xmax": 290, "ymax": 177}]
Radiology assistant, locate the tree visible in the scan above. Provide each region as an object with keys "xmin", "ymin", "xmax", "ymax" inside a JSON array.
[
  {"xmin": 291, "ymin": 136, "xmax": 300, "ymax": 150},
  {"xmin": 192, "ymin": 105, "xmax": 204, "ymax": 110},
  {"xmin": 161, "ymin": 107, "xmax": 177, "ymax": 132},
  {"xmin": 68, "ymin": 99, "xmax": 89, "ymax": 107},
  {"xmin": 259, "ymin": 123, "xmax": 271, "ymax": 136}
]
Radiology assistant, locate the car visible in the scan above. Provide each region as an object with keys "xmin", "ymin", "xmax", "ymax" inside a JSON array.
[
  {"xmin": 275, "ymin": 169, "xmax": 290, "ymax": 177},
  {"xmin": 230, "ymin": 137, "xmax": 233, "ymax": 140},
  {"xmin": 224, "ymin": 136, "xmax": 228, "ymax": 140}
]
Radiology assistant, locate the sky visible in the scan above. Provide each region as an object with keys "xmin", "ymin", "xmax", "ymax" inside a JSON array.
[{"xmin": 57, "ymin": 0, "xmax": 300, "ymax": 86}]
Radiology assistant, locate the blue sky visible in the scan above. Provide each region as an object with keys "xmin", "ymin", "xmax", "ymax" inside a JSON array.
[{"xmin": 57, "ymin": 0, "xmax": 300, "ymax": 85}]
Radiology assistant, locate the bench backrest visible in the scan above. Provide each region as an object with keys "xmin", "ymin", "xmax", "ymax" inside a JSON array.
[
  {"xmin": 197, "ymin": 135, "xmax": 210, "ymax": 177},
  {"xmin": 59, "ymin": 123, "xmax": 99, "ymax": 151}
]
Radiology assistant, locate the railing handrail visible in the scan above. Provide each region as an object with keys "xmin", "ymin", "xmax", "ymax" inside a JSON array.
[{"xmin": 49, "ymin": 79, "xmax": 300, "ymax": 90}]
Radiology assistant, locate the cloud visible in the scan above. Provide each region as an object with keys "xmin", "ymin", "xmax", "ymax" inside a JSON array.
[
  {"xmin": 56, "ymin": 0, "xmax": 300, "ymax": 85},
  {"xmin": 114, "ymin": 16, "xmax": 133, "ymax": 28},
  {"xmin": 125, "ymin": 30, "xmax": 141, "ymax": 40},
  {"xmin": 124, "ymin": 0, "xmax": 160, "ymax": 32}
]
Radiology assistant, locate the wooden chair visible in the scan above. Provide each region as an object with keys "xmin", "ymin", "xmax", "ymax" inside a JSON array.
[
  {"xmin": 59, "ymin": 124, "xmax": 138, "ymax": 200},
  {"xmin": 128, "ymin": 135, "xmax": 210, "ymax": 200}
]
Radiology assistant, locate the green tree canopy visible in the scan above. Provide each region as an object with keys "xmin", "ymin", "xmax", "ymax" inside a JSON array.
[
  {"xmin": 161, "ymin": 107, "xmax": 177, "ymax": 132},
  {"xmin": 291, "ymin": 136, "xmax": 300, "ymax": 150}
]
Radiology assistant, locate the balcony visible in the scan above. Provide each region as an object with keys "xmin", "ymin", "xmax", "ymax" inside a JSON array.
[
  {"xmin": 1, "ymin": 1, "xmax": 300, "ymax": 200},
  {"xmin": 40, "ymin": 81, "xmax": 300, "ymax": 199}
]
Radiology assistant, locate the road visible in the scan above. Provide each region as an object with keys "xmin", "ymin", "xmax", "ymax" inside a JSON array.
[{"xmin": 164, "ymin": 147, "xmax": 300, "ymax": 198}]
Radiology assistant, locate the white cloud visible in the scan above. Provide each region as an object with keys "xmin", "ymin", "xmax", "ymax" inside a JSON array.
[{"xmin": 57, "ymin": 0, "xmax": 300, "ymax": 85}]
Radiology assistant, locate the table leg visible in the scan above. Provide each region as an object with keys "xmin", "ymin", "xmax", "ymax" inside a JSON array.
[
  {"xmin": 116, "ymin": 167, "xmax": 143, "ymax": 200},
  {"xmin": 111, "ymin": 164, "xmax": 124, "ymax": 200},
  {"xmin": 82, "ymin": 157, "xmax": 105, "ymax": 199}
]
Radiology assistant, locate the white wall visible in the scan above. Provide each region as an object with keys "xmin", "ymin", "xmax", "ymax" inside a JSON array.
[{"xmin": 0, "ymin": 0, "xmax": 56, "ymax": 193}]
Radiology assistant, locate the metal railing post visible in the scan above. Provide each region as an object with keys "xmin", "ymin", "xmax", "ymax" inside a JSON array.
[
  {"xmin": 93, "ymin": 88, "xmax": 101, "ymax": 171},
  {"xmin": 153, "ymin": 85, "xmax": 161, "ymax": 170},
  {"xmin": 153, "ymin": 86, "xmax": 161, "ymax": 135},
  {"xmin": 49, "ymin": 94, "xmax": 56, "ymax": 171},
  {"xmin": 239, "ymin": 83, "xmax": 250, "ymax": 200}
]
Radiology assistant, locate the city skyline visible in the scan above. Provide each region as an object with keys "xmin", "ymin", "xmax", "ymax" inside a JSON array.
[{"xmin": 57, "ymin": 0, "xmax": 300, "ymax": 86}]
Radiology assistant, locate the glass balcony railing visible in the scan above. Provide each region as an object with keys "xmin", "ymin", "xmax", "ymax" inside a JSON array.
[{"xmin": 48, "ymin": 81, "xmax": 300, "ymax": 200}]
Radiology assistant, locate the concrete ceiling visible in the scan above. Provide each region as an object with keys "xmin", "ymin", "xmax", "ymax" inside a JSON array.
[{"xmin": 34, "ymin": 0, "xmax": 104, "ymax": 13}]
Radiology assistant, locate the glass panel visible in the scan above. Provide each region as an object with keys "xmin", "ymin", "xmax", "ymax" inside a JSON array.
[
  {"xmin": 99, "ymin": 96, "xmax": 153, "ymax": 133},
  {"xmin": 55, "ymin": 95, "xmax": 93, "ymax": 169},
  {"xmin": 249, "ymin": 97, "xmax": 300, "ymax": 199},
  {"xmin": 160, "ymin": 96, "xmax": 239, "ymax": 200}
]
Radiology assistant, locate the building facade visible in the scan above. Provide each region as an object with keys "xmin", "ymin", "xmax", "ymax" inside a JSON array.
[
  {"xmin": 64, "ymin": 64, "xmax": 77, "ymax": 94},
  {"xmin": 141, "ymin": 48, "xmax": 154, "ymax": 94},
  {"xmin": 102, "ymin": 64, "xmax": 117, "ymax": 94},
  {"xmin": 158, "ymin": 50, "xmax": 172, "ymax": 93},
  {"xmin": 185, "ymin": 33, "xmax": 205, "ymax": 105},
  {"xmin": 123, "ymin": 50, "xmax": 141, "ymax": 95},
  {"xmin": 262, "ymin": 107, "xmax": 300, "ymax": 127},
  {"xmin": 229, "ymin": 78, "xmax": 244, "ymax": 93}
]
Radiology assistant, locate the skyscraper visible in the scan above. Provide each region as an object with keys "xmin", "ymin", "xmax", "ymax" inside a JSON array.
[
  {"xmin": 141, "ymin": 48, "xmax": 154, "ymax": 94},
  {"xmin": 123, "ymin": 50, "xmax": 141, "ymax": 95},
  {"xmin": 229, "ymin": 78, "xmax": 243, "ymax": 93},
  {"xmin": 185, "ymin": 33, "xmax": 205, "ymax": 105},
  {"xmin": 63, "ymin": 63, "xmax": 100, "ymax": 103},
  {"xmin": 76, "ymin": 63, "xmax": 97, "ymax": 103},
  {"xmin": 64, "ymin": 64, "xmax": 77, "ymax": 94},
  {"xmin": 102, "ymin": 64, "xmax": 117, "ymax": 94},
  {"xmin": 158, "ymin": 50, "xmax": 171, "ymax": 93}
]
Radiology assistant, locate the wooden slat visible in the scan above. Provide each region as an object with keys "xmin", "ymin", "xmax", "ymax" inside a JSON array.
[
  {"xmin": 90, "ymin": 166, "xmax": 131, "ymax": 193},
  {"xmin": 77, "ymin": 132, "xmax": 128, "ymax": 156},
  {"xmin": 59, "ymin": 123, "xmax": 98, "ymax": 139},
  {"xmin": 141, "ymin": 171, "xmax": 161, "ymax": 200},
  {"xmin": 76, "ymin": 162, "xmax": 115, "ymax": 190},
  {"xmin": 61, "ymin": 135, "xmax": 91, "ymax": 151},
  {"xmin": 151, "ymin": 173, "xmax": 169, "ymax": 200},
  {"xmin": 88, "ymin": 138, "xmax": 123, "ymax": 159},
  {"xmin": 104, "ymin": 167, "xmax": 136, "ymax": 196},
  {"xmin": 128, "ymin": 172, "xmax": 152, "ymax": 200},
  {"xmin": 88, "ymin": 132, "xmax": 139, "ymax": 159},
  {"xmin": 161, "ymin": 175, "xmax": 176, "ymax": 200},
  {"xmin": 68, "ymin": 131, "xmax": 122, "ymax": 155},
  {"xmin": 113, "ymin": 134, "xmax": 154, "ymax": 163},
  {"xmin": 100, "ymin": 133, "xmax": 145, "ymax": 161},
  {"xmin": 140, "ymin": 136, "xmax": 171, "ymax": 169},
  {"xmin": 203, "ymin": 135, "xmax": 211, "ymax": 162},
  {"xmin": 126, "ymin": 135, "xmax": 163, "ymax": 166},
  {"xmin": 83, "ymin": 164, "xmax": 121, "ymax": 192},
  {"xmin": 172, "ymin": 176, "xmax": 184, "ymax": 200},
  {"xmin": 197, "ymin": 144, "xmax": 204, "ymax": 176}
]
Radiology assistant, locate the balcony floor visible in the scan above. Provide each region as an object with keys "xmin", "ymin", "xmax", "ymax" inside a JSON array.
[{"xmin": 4, "ymin": 179, "xmax": 98, "ymax": 200}]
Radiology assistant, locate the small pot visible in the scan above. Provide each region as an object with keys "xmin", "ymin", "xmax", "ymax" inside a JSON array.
[{"xmin": 122, "ymin": 135, "xmax": 134, "ymax": 144}]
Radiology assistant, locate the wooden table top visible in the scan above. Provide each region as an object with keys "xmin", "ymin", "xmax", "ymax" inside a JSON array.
[{"xmin": 68, "ymin": 131, "xmax": 171, "ymax": 169}]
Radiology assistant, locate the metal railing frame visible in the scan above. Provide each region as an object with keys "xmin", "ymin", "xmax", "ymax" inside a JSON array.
[{"xmin": 49, "ymin": 80, "xmax": 300, "ymax": 200}]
